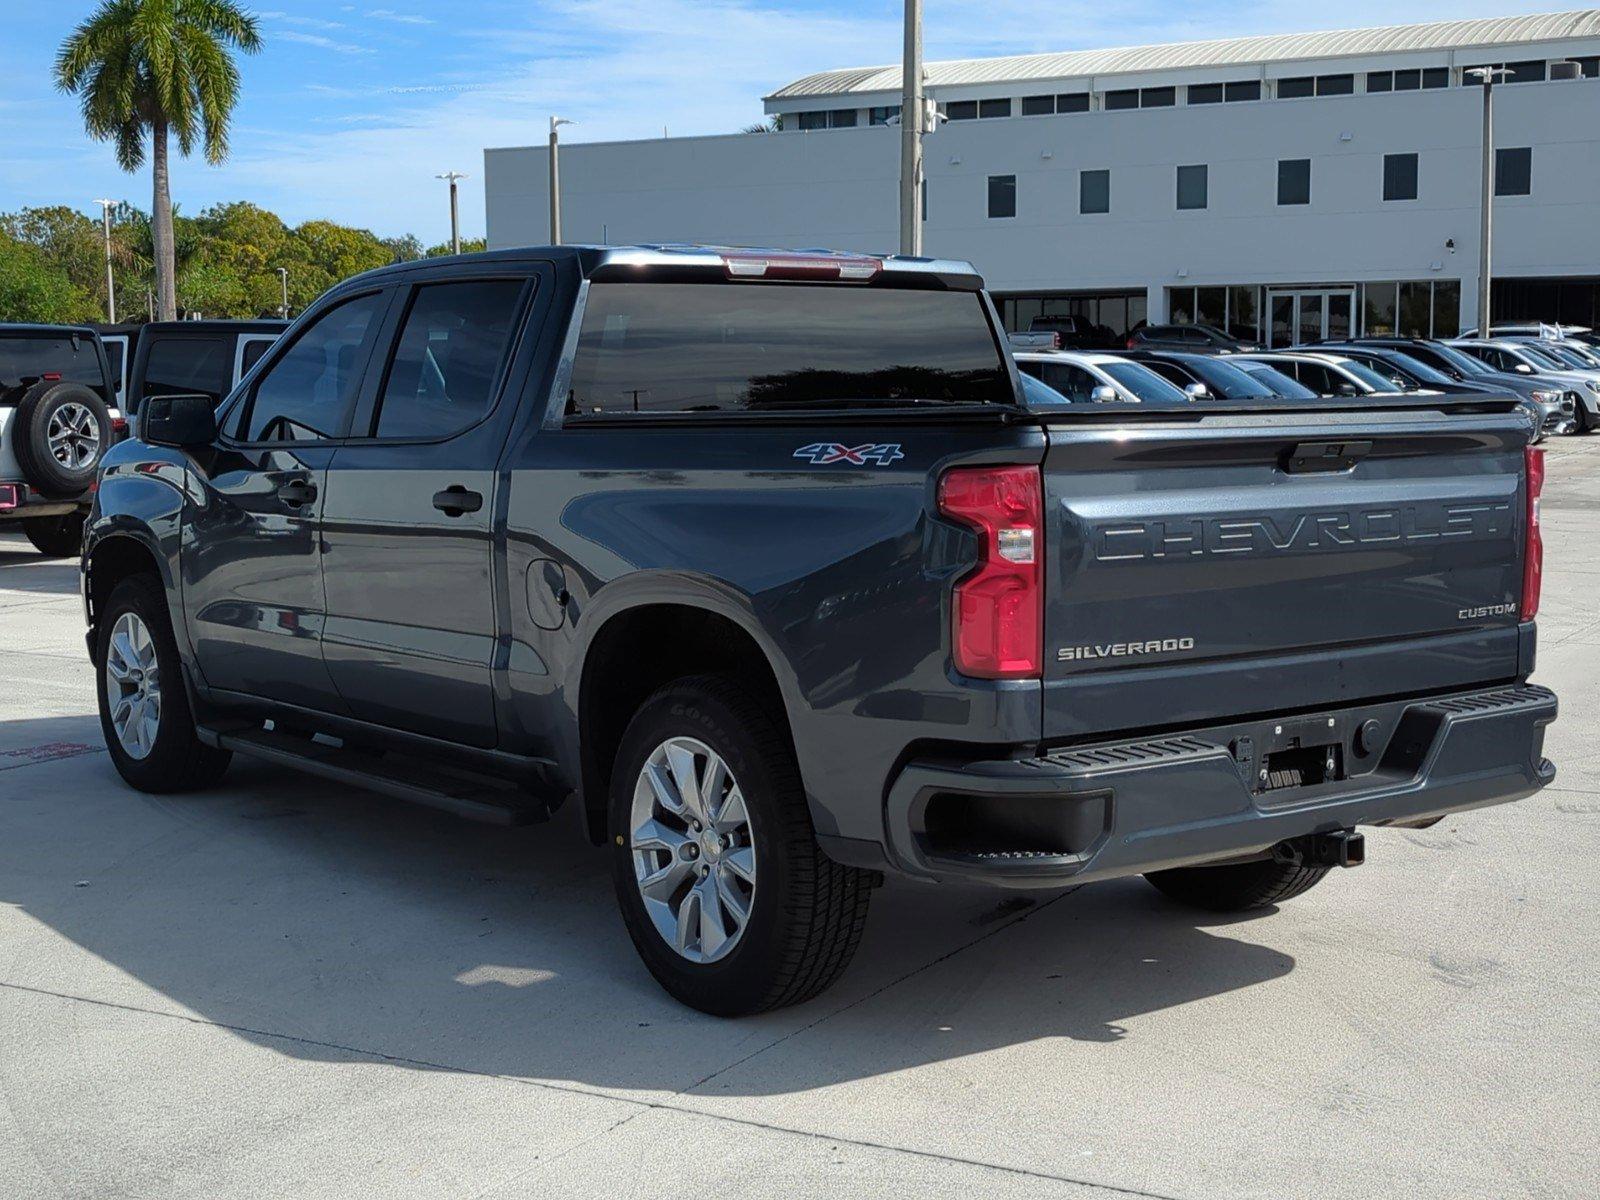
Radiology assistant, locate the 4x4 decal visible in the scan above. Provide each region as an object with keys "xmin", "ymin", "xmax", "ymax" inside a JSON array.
[{"xmin": 792, "ymin": 442, "xmax": 905, "ymax": 466}]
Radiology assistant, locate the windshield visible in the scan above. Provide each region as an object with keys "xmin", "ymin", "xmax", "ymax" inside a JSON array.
[
  {"xmin": 1339, "ymin": 360, "xmax": 1407, "ymax": 391},
  {"xmin": 1100, "ymin": 361, "xmax": 1189, "ymax": 404},
  {"xmin": 1427, "ymin": 343, "xmax": 1492, "ymax": 376},
  {"xmin": 1019, "ymin": 371, "xmax": 1073, "ymax": 409},
  {"xmin": 1543, "ymin": 344, "xmax": 1600, "ymax": 370},
  {"xmin": 1235, "ymin": 361, "xmax": 1317, "ymax": 398},
  {"xmin": 1186, "ymin": 356, "xmax": 1279, "ymax": 398},
  {"xmin": 1375, "ymin": 351, "xmax": 1453, "ymax": 386},
  {"xmin": 1516, "ymin": 344, "xmax": 1568, "ymax": 371},
  {"xmin": 567, "ymin": 282, "xmax": 1015, "ymax": 414}
]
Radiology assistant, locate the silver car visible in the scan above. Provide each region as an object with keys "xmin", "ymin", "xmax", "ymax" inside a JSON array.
[{"xmin": 1449, "ymin": 338, "xmax": 1600, "ymax": 432}]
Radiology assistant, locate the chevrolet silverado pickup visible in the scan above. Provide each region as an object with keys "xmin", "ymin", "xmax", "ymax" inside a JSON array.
[{"xmin": 82, "ymin": 246, "xmax": 1557, "ymax": 1015}]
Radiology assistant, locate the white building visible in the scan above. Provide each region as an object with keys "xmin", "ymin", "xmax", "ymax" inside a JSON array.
[{"xmin": 485, "ymin": 10, "xmax": 1600, "ymax": 343}]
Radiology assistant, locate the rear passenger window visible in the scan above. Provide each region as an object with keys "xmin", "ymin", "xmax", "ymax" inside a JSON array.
[
  {"xmin": 239, "ymin": 337, "xmax": 275, "ymax": 375},
  {"xmin": 239, "ymin": 291, "xmax": 386, "ymax": 442},
  {"xmin": 140, "ymin": 336, "xmax": 231, "ymax": 412},
  {"xmin": 1039, "ymin": 363, "xmax": 1097, "ymax": 403},
  {"xmin": 372, "ymin": 280, "xmax": 526, "ymax": 439}
]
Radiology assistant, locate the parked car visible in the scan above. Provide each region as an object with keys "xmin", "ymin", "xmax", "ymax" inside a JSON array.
[
  {"xmin": 1126, "ymin": 322, "xmax": 1258, "ymax": 353},
  {"xmin": 1028, "ymin": 313, "xmax": 1117, "ymax": 350},
  {"xmin": 1503, "ymin": 336, "xmax": 1600, "ymax": 373},
  {"xmin": 1234, "ymin": 351, "xmax": 1412, "ymax": 397},
  {"xmin": 1, "ymin": 324, "xmax": 126, "ymax": 556},
  {"xmin": 1319, "ymin": 342, "xmax": 1575, "ymax": 438},
  {"xmin": 1347, "ymin": 338, "xmax": 1579, "ymax": 437},
  {"xmin": 1006, "ymin": 330, "xmax": 1061, "ymax": 352},
  {"xmin": 125, "ymin": 319, "xmax": 287, "ymax": 417},
  {"xmin": 1119, "ymin": 349, "xmax": 1308, "ymax": 400},
  {"xmin": 1449, "ymin": 339, "xmax": 1600, "ymax": 432},
  {"xmin": 1462, "ymin": 322, "xmax": 1595, "ymax": 343},
  {"xmin": 83, "ymin": 244, "xmax": 1558, "ymax": 1016},
  {"xmin": 1013, "ymin": 350, "xmax": 1189, "ymax": 404}
]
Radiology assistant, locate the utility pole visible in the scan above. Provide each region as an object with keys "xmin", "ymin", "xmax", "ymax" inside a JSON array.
[
  {"xmin": 898, "ymin": 0, "xmax": 924, "ymax": 256},
  {"xmin": 276, "ymin": 267, "xmax": 290, "ymax": 319},
  {"xmin": 1467, "ymin": 66, "xmax": 1512, "ymax": 334},
  {"xmin": 435, "ymin": 171, "xmax": 467, "ymax": 255},
  {"xmin": 549, "ymin": 117, "xmax": 574, "ymax": 244},
  {"xmin": 94, "ymin": 198, "xmax": 117, "ymax": 322}
]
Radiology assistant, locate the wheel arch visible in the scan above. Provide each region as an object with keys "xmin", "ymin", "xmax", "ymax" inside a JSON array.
[
  {"xmin": 572, "ymin": 591, "xmax": 797, "ymax": 845},
  {"xmin": 83, "ymin": 527, "xmax": 174, "ymax": 666}
]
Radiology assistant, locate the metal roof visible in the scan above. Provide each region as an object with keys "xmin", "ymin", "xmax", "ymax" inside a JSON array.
[{"xmin": 766, "ymin": 9, "xmax": 1600, "ymax": 100}]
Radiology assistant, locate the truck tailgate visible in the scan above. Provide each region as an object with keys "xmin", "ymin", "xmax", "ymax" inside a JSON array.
[{"xmin": 1040, "ymin": 406, "xmax": 1532, "ymax": 740}]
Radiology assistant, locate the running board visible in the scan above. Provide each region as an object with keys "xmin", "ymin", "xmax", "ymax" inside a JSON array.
[{"xmin": 202, "ymin": 725, "xmax": 549, "ymax": 826}]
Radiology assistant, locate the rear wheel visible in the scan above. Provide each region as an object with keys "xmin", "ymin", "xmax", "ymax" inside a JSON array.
[
  {"xmin": 12, "ymin": 381, "xmax": 111, "ymax": 497},
  {"xmin": 609, "ymin": 675, "xmax": 873, "ymax": 1016},
  {"xmin": 22, "ymin": 512, "xmax": 85, "ymax": 558},
  {"xmin": 96, "ymin": 575, "xmax": 232, "ymax": 793},
  {"xmin": 1144, "ymin": 857, "xmax": 1329, "ymax": 912}
]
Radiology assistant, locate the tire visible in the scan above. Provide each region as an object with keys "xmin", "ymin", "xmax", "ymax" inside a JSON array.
[
  {"xmin": 95, "ymin": 574, "xmax": 232, "ymax": 793},
  {"xmin": 22, "ymin": 512, "xmax": 85, "ymax": 558},
  {"xmin": 1144, "ymin": 857, "xmax": 1330, "ymax": 913},
  {"xmin": 12, "ymin": 381, "xmax": 112, "ymax": 498},
  {"xmin": 609, "ymin": 674, "xmax": 872, "ymax": 1016}
]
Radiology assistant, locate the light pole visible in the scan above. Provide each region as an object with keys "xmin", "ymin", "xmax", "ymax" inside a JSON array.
[
  {"xmin": 898, "ymin": 0, "xmax": 923, "ymax": 256},
  {"xmin": 1467, "ymin": 66, "xmax": 1512, "ymax": 335},
  {"xmin": 549, "ymin": 116, "xmax": 574, "ymax": 244},
  {"xmin": 436, "ymin": 171, "xmax": 467, "ymax": 255},
  {"xmin": 276, "ymin": 267, "xmax": 290, "ymax": 319},
  {"xmin": 94, "ymin": 198, "xmax": 117, "ymax": 322}
]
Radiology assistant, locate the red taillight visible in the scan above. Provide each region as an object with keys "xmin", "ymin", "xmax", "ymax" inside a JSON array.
[
  {"xmin": 111, "ymin": 416, "xmax": 128, "ymax": 433},
  {"xmin": 1125, "ymin": 335, "xmax": 1136, "ymax": 349},
  {"xmin": 42, "ymin": 372, "xmax": 62, "ymax": 381},
  {"xmin": 1522, "ymin": 446, "xmax": 1544, "ymax": 620},
  {"xmin": 938, "ymin": 465, "xmax": 1043, "ymax": 679}
]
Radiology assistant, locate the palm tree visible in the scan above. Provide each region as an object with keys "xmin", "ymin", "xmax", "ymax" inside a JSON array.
[{"xmin": 55, "ymin": 1, "xmax": 261, "ymax": 321}]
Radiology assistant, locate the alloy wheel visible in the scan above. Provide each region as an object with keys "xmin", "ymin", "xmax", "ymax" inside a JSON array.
[
  {"xmin": 48, "ymin": 402, "xmax": 101, "ymax": 470},
  {"xmin": 629, "ymin": 736, "xmax": 757, "ymax": 964},
  {"xmin": 104, "ymin": 611, "xmax": 161, "ymax": 759}
]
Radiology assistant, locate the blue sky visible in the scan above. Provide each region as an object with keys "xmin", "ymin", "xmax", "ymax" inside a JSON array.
[{"xmin": 0, "ymin": 0, "xmax": 1566, "ymax": 242}]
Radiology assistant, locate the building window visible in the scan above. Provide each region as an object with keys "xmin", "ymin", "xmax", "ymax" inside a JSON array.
[
  {"xmin": 1225, "ymin": 80, "xmax": 1261, "ymax": 102},
  {"xmin": 1278, "ymin": 76, "xmax": 1314, "ymax": 98},
  {"xmin": 1188, "ymin": 82, "xmax": 1223, "ymax": 104},
  {"xmin": 1104, "ymin": 88, "xmax": 1138, "ymax": 110},
  {"xmin": 978, "ymin": 98, "xmax": 1011, "ymax": 118},
  {"xmin": 1057, "ymin": 92, "xmax": 1090, "ymax": 113},
  {"xmin": 1383, "ymin": 153, "xmax": 1419, "ymax": 201},
  {"xmin": 1278, "ymin": 159, "xmax": 1311, "ymax": 205},
  {"xmin": 1422, "ymin": 67, "xmax": 1450, "ymax": 88},
  {"xmin": 1571, "ymin": 57, "xmax": 1599, "ymax": 78},
  {"xmin": 797, "ymin": 111, "xmax": 827, "ymax": 131},
  {"xmin": 1176, "ymin": 164, "xmax": 1208, "ymax": 210},
  {"xmin": 987, "ymin": 175, "xmax": 1016, "ymax": 219},
  {"xmin": 869, "ymin": 105, "xmax": 900, "ymax": 126},
  {"xmin": 1021, "ymin": 94, "xmax": 1053, "ymax": 115},
  {"xmin": 1466, "ymin": 60, "xmax": 1548, "ymax": 85},
  {"xmin": 797, "ymin": 109, "xmax": 855, "ymax": 130},
  {"xmin": 1371, "ymin": 69, "xmax": 1445, "ymax": 93},
  {"xmin": 1368, "ymin": 71, "xmax": 1393, "ymax": 92},
  {"xmin": 1496, "ymin": 147, "xmax": 1532, "ymax": 196},
  {"xmin": 1316, "ymin": 74, "xmax": 1354, "ymax": 96},
  {"xmin": 945, "ymin": 100, "xmax": 978, "ymax": 120},
  {"xmin": 1080, "ymin": 169, "xmax": 1110, "ymax": 214},
  {"xmin": 1141, "ymin": 86, "xmax": 1176, "ymax": 107}
]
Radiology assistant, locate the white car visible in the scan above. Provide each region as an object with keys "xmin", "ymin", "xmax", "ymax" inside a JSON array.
[
  {"xmin": 1234, "ymin": 351, "xmax": 1416, "ymax": 397},
  {"xmin": 1449, "ymin": 338, "xmax": 1600, "ymax": 431},
  {"xmin": 1013, "ymin": 350, "xmax": 1190, "ymax": 405}
]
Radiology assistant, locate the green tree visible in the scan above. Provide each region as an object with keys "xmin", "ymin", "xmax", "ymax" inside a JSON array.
[
  {"xmin": 0, "ymin": 232, "xmax": 94, "ymax": 323},
  {"xmin": 425, "ymin": 238, "xmax": 487, "ymax": 257},
  {"xmin": 55, "ymin": 0, "xmax": 262, "ymax": 321}
]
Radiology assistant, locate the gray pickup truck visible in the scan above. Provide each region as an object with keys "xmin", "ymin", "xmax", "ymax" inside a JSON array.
[{"xmin": 81, "ymin": 246, "xmax": 1557, "ymax": 1015}]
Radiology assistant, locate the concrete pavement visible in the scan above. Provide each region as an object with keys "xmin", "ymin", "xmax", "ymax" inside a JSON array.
[{"xmin": 1, "ymin": 440, "xmax": 1596, "ymax": 1199}]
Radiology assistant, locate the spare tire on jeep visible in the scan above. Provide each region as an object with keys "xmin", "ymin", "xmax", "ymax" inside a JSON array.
[{"xmin": 12, "ymin": 380, "xmax": 112, "ymax": 497}]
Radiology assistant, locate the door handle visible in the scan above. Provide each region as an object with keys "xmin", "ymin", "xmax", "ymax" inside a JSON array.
[
  {"xmin": 433, "ymin": 485, "xmax": 483, "ymax": 516},
  {"xmin": 277, "ymin": 479, "xmax": 318, "ymax": 508}
]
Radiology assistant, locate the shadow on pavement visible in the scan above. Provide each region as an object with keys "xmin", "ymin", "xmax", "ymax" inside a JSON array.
[
  {"xmin": 0, "ymin": 713, "xmax": 1295, "ymax": 1097},
  {"xmin": 0, "ymin": 541, "xmax": 81, "ymax": 596}
]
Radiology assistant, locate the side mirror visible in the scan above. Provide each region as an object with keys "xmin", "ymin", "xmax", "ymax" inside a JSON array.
[
  {"xmin": 141, "ymin": 393, "xmax": 219, "ymax": 448},
  {"xmin": 1183, "ymin": 382, "xmax": 1210, "ymax": 400},
  {"xmin": 1336, "ymin": 382, "xmax": 1362, "ymax": 396},
  {"xmin": 1514, "ymin": 363, "xmax": 1534, "ymax": 373},
  {"xmin": 1090, "ymin": 385, "xmax": 1119, "ymax": 403}
]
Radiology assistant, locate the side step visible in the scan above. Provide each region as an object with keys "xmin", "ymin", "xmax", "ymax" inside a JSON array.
[{"xmin": 205, "ymin": 725, "xmax": 549, "ymax": 826}]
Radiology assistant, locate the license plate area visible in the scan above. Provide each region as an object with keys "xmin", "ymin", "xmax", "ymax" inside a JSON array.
[{"xmin": 1235, "ymin": 713, "xmax": 1351, "ymax": 796}]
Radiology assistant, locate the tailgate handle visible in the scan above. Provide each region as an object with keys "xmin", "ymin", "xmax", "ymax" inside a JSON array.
[{"xmin": 1282, "ymin": 440, "xmax": 1372, "ymax": 474}]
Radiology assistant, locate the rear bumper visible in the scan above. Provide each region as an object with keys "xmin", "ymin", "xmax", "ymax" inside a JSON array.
[
  {"xmin": 0, "ymin": 482, "xmax": 86, "ymax": 520},
  {"xmin": 883, "ymin": 683, "xmax": 1557, "ymax": 888}
]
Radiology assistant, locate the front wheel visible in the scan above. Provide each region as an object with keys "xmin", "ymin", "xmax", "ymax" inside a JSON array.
[
  {"xmin": 22, "ymin": 512, "xmax": 85, "ymax": 558},
  {"xmin": 96, "ymin": 575, "xmax": 232, "ymax": 793},
  {"xmin": 1144, "ymin": 857, "xmax": 1329, "ymax": 912},
  {"xmin": 609, "ymin": 675, "xmax": 873, "ymax": 1016}
]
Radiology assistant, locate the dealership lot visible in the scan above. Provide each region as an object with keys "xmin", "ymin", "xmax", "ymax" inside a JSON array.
[{"xmin": 0, "ymin": 440, "xmax": 1595, "ymax": 1200}]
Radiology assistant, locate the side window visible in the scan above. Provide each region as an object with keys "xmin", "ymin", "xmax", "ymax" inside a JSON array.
[
  {"xmin": 239, "ymin": 292, "xmax": 386, "ymax": 442},
  {"xmin": 1143, "ymin": 360, "xmax": 1190, "ymax": 387},
  {"xmin": 140, "ymin": 336, "xmax": 232, "ymax": 411},
  {"xmin": 239, "ymin": 337, "xmax": 275, "ymax": 376},
  {"xmin": 371, "ymin": 279, "xmax": 527, "ymax": 439},
  {"xmin": 1041, "ymin": 363, "xmax": 1096, "ymax": 403}
]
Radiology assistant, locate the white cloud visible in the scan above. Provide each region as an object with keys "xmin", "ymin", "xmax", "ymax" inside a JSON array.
[
  {"xmin": 366, "ymin": 9, "xmax": 434, "ymax": 25},
  {"xmin": 277, "ymin": 29, "xmax": 373, "ymax": 54}
]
